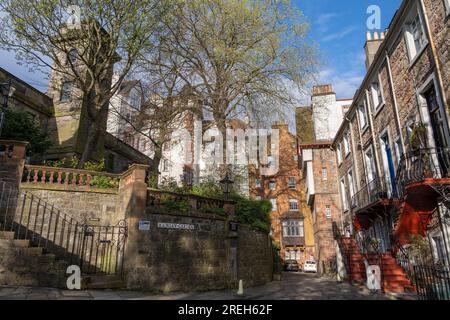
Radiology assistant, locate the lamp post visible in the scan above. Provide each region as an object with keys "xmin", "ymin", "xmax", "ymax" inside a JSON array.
[
  {"xmin": 0, "ymin": 80, "xmax": 16, "ymax": 136},
  {"xmin": 220, "ymin": 172, "xmax": 234, "ymax": 200}
]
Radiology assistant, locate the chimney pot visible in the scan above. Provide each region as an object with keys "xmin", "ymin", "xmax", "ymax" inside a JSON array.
[
  {"xmin": 380, "ymin": 32, "xmax": 385, "ymax": 40},
  {"xmin": 366, "ymin": 31, "xmax": 372, "ymax": 41},
  {"xmin": 373, "ymin": 32, "xmax": 379, "ymax": 40}
]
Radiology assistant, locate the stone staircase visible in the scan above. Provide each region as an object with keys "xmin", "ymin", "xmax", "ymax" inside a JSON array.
[
  {"xmin": 367, "ymin": 253, "xmax": 415, "ymax": 293},
  {"xmin": 340, "ymin": 238, "xmax": 367, "ymax": 283},
  {"xmin": 0, "ymin": 227, "xmax": 69, "ymax": 288}
]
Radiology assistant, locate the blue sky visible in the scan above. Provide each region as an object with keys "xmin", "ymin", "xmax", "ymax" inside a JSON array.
[{"xmin": 0, "ymin": 0, "xmax": 402, "ymax": 100}]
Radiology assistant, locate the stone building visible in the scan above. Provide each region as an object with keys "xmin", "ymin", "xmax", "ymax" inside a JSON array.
[
  {"xmin": 249, "ymin": 123, "xmax": 315, "ymax": 268},
  {"xmin": 297, "ymin": 85, "xmax": 352, "ymax": 274},
  {"xmin": 332, "ymin": 0, "xmax": 450, "ymax": 292}
]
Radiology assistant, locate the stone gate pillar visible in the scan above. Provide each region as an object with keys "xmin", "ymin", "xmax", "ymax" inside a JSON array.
[{"xmin": 0, "ymin": 140, "xmax": 28, "ymax": 187}]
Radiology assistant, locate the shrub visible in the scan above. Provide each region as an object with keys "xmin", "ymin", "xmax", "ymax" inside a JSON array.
[
  {"xmin": 89, "ymin": 175, "xmax": 116, "ymax": 189},
  {"xmin": 1, "ymin": 109, "xmax": 51, "ymax": 156}
]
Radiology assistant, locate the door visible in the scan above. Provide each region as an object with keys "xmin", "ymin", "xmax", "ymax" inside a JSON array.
[
  {"xmin": 380, "ymin": 133, "xmax": 397, "ymax": 198},
  {"xmin": 425, "ymin": 87, "xmax": 450, "ymax": 176}
]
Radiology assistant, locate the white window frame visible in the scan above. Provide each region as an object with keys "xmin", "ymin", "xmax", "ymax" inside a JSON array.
[
  {"xmin": 289, "ymin": 199, "xmax": 299, "ymax": 211},
  {"xmin": 162, "ymin": 159, "xmax": 170, "ymax": 172},
  {"xmin": 270, "ymin": 198, "xmax": 277, "ymax": 211},
  {"xmin": 445, "ymin": 0, "xmax": 450, "ymax": 16},
  {"xmin": 255, "ymin": 178, "xmax": 261, "ymax": 188},
  {"xmin": 357, "ymin": 101, "xmax": 368, "ymax": 131},
  {"xmin": 404, "ymin": 6, "xmax": 428, "ymax": 63},
  {"xmin": 336, "ymin": 143, "xmax": 343, "ymax": 165},
  {"xmin": 340, "ymin": 178, "xmax": 349, "ymax": 211},
  {"xmin": 325, "ymin": 205, "xmax": 331, "ymax": 219},
  {"xmin": 343, "ymin": 132, "xmax": 350, "ymax": 156},
  {"xmin": 322, "ymin": 167, "xmax": 328, "ymax": 181},
  {"xmin": 370, "ymin": 75, "xmax": 384, "ymax": 111},
  {"xmin": 288, "ymin": 177, "xmax": 296, "ymax": 189},
  {"xmin": 347, "ymin": 169, "xmax": 356, "ymax": 208},
  {"xmin": 282, "ymin": 220, "xmax": 304, "ymax": 237},
  {"xmin": 269, "ymin": 180, "xmax": 276, "ymax": 190},
  {"xmin": 364, "ymin": 145, "xmax": 377, "ymax": 184}
]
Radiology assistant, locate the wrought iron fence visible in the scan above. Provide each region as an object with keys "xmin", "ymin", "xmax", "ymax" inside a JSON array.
[
  {"xmin": 0, "ymin": 181, "xmax": 127, "ymax": 275},
  {"xmin": 414, "ymin": 265, "xmax": 450, "ymax": 300},
  {"xmin": 352, "ymin": 177, "xmax": 392, "ymax": 213},
  {"xmin": 396, "ymin": 148, "xmax": 450, "ymax": 198}
]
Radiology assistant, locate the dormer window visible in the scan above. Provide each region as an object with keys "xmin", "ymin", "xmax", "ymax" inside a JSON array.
[
  {"xmin": 405, "ymin": 8, "xmax": 428, "ymax": 62},
  {"xmin": 67, "ymin": 48, "xmax": 78, "ymax": 65}
]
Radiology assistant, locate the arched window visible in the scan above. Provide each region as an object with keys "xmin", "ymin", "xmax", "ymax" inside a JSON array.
[{"xmin": 67, "ymin": 48, "xmax": 78, "ymax": 65}]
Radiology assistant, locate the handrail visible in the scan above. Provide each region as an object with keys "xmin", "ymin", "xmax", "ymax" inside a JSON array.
[{"xmin": 351, "ymin": 176, "xmax": 394, "ymax": 212}]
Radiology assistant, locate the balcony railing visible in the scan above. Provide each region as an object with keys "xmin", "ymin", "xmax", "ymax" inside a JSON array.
[
  {"xmin": 396, "ymin": 148, "xmax": 450, "ymax": 197},
  {"xmin": 351, "ymin": 177, "xmax": 392, "ymax": 213}
]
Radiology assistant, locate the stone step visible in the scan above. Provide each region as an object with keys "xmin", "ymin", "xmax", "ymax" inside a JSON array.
[
  {"xmin": 23, "ymin": 247, "xmax": 43, "ymax": 256},
  {"xmin": 0, "ymin": 231, "xmax": 15, "ymax": 239},
  {"xmin": 0, "ymin": 238, "xmax": 30, "ymax": 248},
  {"xmin": 82, "ymin": 274, "xmax": 124, "ymax": 289}
]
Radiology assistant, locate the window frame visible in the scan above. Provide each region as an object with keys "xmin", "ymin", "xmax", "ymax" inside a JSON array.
[
  {"xmin": 269, "ymin": 180, "xmax": 276, "ymax": 190},
  {"xmin": 282, "ymin": 220, "xmax": 304, "ymax": 237},
  {"xmin": 340, "ymin": 177, "xmax": 349, "ymax": 211},
  {"xmin": 288, "ymin": 177, "xmax": 296, "ymax": 189},
  {"xmin": 322, "ymin": 167, "xmax": 328, "ymax": 181},
  {"xmin": 336, "ymin": 143, "xmax": 343, "ymax": 165},
  {"xmin": 325, "ymin": 205, "xmax": 331, "ymax": 219},
  {"xmin": 370, "ymin": 75, "xmax": 385, "ymax": 112},
  {"xmin": 270, "ymin": 198, "xmax": 277, "ymax": 211},
  {"xmin": 357, "ymin": 101, "xmax": 369, "ymax": 131},
  {"xmin": 288, "ymin": 199, "xmax": 299, "ymax": 211},
  {"xmin": 404, "ymin": 6, "xmax": 428, "ymax": 64},
  {"xmin": 445, "ymin": 0, "xmax": 450, "ymax": 16},
  {"xmin": 60, "ymin": 81, "xmax": 73, "ymax": 102},
  {"xmin": 343, "ymin": 131, "xmax": 351, "ymax": 156},
  {"xmin": 347, "ymin": 168, "xmax": 356, "ymax": 208},
  {"xmin": 255, "ymin": 178, "xmax": 261, "ymax": 188}
]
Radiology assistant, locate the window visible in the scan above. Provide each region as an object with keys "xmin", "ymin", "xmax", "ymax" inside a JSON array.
[
  {"xmin": 371, "ymin": 79, "xmax": 383, "ymax": 110},
  {"xmin": 162, "ymin": 159, "xmax": 169, "ymax": 172},
  {"xmin": 395, "ymin": 138, "xmax": 404, "ymax": 165},
  {"xmin": 269, "ymin": 180, "xmax": 276, "ymax": 190},
  {"xmin": 322, "ymin": 167, "xmax": 328, "ymax": 181},
  {"xmin": 293, "ymin": 155, "xmax": 298, "ymax": 161},
  {"xmin": 255, "ymin": 178, "xmax": 261, "ymax": 188},
  {"xmin": 60, "ymin": 81, "xmax": 73, "ymax": 102},
  {"xmin": 445, "ymin": 0, "xmax": 450, "ymax": 15},
  {"xmin": 67, "ymin": 48, "xmax": 78, "ymax": 65},
  {"xmin": 347, "ymin": 169, "xmax": 356, "ymax": 207},
  {"xmin": 129, "ymin": 90, "xmax": 141, "ymax": 110},
  {"xmin": 288, "ymin": 177, "xmax": 296, "ymax": 189},
  {"xmin": 255, "ymin": 196, "xmax": 262, "ymax": 201},
  {"xmin": 283, "ymin": 220, "xmax": 304, "ymax": 237},
  {"xmin": 336, "ymin": 144, "xmax": 342, "ymax": 164},
  {"xmin": 343, "ymin": 132, "xmax": 350, "ymax": 155},
  {"xmin": 364, "ymin": 146, "xmax": 377, "ymax": 184},
  {"xmin": 358, "ymin": 102, "xmax": 368, "ymax": 130},
  {"xmin": 270, "ymin": 199, "xmax": 277, "ymax": 211},
  {"xmin": 340, "ymin": 178, "xmax": 348, "ymax": 211},
  {"xmin": 405, "ymin": 9, "xmax": 427, "ymax": 61},
  {"xmin": 325, "ymin": 206, "xmax": 331, "ymax": 219},
  {"xmin": 289, "ymin": 199, "xmax": 299, "ymax": 211}
]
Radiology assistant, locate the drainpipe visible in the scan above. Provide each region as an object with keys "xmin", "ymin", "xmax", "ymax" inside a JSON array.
[
  {"xmin": 365, "ymin": 89, "xmax": 384, "ymax": 183},
  {"xmin": 418, "ymin": 0, "xmax": 449, "ymax": 113}
]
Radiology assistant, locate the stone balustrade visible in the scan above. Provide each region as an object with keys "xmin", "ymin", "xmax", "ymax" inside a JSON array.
[
  {"xmin": 22, "ymin": 165, "xmax": 121, "ymax": 190},
  {"xmin": 147, "ymin": 189, "xmax": 235, "ymax": 217}
]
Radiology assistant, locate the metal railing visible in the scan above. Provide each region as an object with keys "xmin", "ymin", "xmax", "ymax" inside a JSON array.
[
  {"xmin": 396, "ymin": 148, "xmax": 450, "ymax": 198},
  {"xmin": 414, "ymin": 265, "xmax": 450, "ymax": 300},
  {"xmin": 351, "ymin": 177, "xmax": 393, "ymax": 212},
  {"xmin": 0, "ymin": 181, "xmax": 127, "ymax": 275}
]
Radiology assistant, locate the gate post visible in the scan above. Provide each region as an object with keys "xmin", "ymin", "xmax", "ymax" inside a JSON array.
[
  {"xmin": 117, "ymin": 164, "xmax": 148, "ymax": 282},
  {"xmin": 0, "ymin": 140, "xmax": 28, "ymax": 187}
]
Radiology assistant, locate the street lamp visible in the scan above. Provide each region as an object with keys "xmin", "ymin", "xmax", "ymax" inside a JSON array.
[
  {"xmin": 219, "ymin": 172, "xmax": 234, "ymax": 200},
  {"xmin": 0, "ymin": 80, "xmax": 16, "ymax": 136}
]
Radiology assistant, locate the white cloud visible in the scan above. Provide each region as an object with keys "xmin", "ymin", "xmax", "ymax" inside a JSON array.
[
  {"xmin": 315, "ymin": 13, "xmax": 339, "ymax": 33},
  {"xmin": 321, "ymin": 26, "xmax": 358, "ymax": 42}
]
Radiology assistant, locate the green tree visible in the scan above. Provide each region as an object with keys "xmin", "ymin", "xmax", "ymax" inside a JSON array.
[
  {"xmin": 0, "ymin": 0, "xmax": 173, "ymax": 167},
  {"xmin": 0, "ymin": 109, "xmax": 52, "ymax": 156}
]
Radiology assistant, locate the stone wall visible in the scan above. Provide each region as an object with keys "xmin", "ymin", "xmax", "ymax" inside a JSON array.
[
  {"xmin": 19, "ymin": 185, "xmax": 122, "ymax": 226},
  {"xmin": 124, "ymin": 212, "xmax": 273, "ymax": 293}
]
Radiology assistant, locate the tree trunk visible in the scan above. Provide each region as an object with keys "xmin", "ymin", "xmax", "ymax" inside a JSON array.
[{"xmin": 78, "ymin": 121, "xmax": 103, "ymax": 168}]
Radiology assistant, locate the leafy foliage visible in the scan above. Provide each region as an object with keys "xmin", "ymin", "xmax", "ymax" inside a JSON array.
[
  {"xmin": 43, "ymin": 156, "xmax": 106, "ymax": 172},
  {"xmin": 0, "ymin": 109, "xmax": 51, "ymax": 156},
  {"xmin": 89, "ymin": 176, "xmax": 116, "ymax": 189},
  {"xmin": 230, "ymin": 194, "xmax": 272, "ymax": 233},
  {"xmin": 161, "ymin": 198, "xmax": 191, "ymax": 213}
]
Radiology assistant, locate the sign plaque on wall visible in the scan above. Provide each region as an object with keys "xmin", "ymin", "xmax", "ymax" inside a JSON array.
[
  {"xmin": 138, "ymin": 220, "xmax": 151, "ymax": 231},
  {"xmin": 157, "ymin": 222, "xmax": 195, "ymax": 230}
]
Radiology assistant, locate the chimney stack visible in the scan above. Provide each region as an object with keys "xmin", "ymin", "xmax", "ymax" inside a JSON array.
[
  {"xmin": 312, "ymin": 84, "xmax": 334, "ymax": 97},
  {"xmin": 364, "ymin": 31, "xmax": 384, "ymax": 70}
]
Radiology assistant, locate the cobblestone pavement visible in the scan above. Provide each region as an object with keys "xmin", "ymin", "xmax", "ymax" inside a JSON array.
[{"xmin": 0, "ymin": 272, "xmax": 416, "ymax": 300}]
